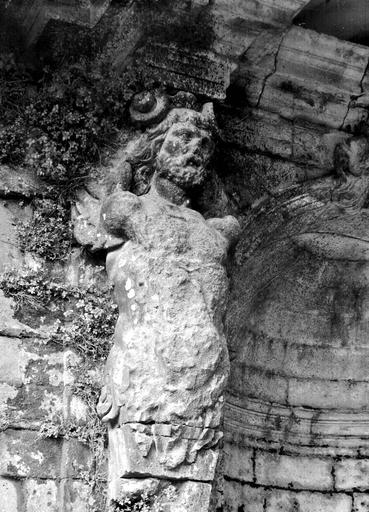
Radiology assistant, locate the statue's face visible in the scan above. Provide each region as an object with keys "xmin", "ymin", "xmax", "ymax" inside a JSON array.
[{"xmin": 156, "ymin": 120, "xmax": 214, "ymax": 189}]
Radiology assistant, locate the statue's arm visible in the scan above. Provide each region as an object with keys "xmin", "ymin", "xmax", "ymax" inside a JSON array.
[
  {"xmin": 100, "ymin": 190, "xmax": 144, "ymax": 243},
  {"xmin": 206, "ymin": 215, "xmax": 241, "ymax": 249}
]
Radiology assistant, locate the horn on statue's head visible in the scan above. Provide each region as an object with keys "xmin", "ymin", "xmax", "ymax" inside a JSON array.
[{"xmin": 201, "ymin": 102, "xmax": 215, "ymax": 125}]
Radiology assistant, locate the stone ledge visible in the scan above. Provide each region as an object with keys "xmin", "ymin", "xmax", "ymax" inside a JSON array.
[{"xmin": 225, "ymin": 397, "xmax": 369, "ymax": 450}]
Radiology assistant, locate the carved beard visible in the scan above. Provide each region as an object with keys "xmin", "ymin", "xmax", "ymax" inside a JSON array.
[{"xmin": 156, "ymin": 152, "xmax": 208, "ymax": 190}]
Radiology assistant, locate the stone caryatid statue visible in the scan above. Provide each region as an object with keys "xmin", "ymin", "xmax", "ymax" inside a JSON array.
[{"xmin": 73, "ymin": 92, "xmax": 240, "ymax": 510}]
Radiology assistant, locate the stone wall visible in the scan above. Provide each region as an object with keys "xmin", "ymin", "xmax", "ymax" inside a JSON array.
[
  {"xmin": 0, "ymin": 168, "xmax": 107, "ymax": 512},
  {"xmin": 2, "ymin": 0, "xmax": 369, "ymax": 511}
]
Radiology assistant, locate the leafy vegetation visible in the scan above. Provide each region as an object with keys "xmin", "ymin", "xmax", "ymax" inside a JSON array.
[
  {"xmin": 111, "ymin": 485, "xmax": 178, "ymax": 512},
  {"xmin": 17, "ymin": 196, "xmax": 73, "ymax": 261},
  {"xmin": 0, "ymin": 12, "xmax": 143, "ymax": 261},
  {"xmin": 0, "ymin": 266, "xmax": 117, "ymax": 355},
  {"xmin": 0, "ymin": 264, "xmax": 118, "ymax": 510}
]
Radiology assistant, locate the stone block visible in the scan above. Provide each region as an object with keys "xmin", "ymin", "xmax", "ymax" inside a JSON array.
[
  {"xmin": 255, "ymin": 451, "xmax": 333, "ymax": 490},
  {"xmin": 223, "ymin": 442, "xmax": 254, "ymax": 483},
  {"xmin": 0, "ymin": 429, "xmax": 62, "ymax": 479},
  {"xmin": 266, "ymin": 488, "xmax": 352, "ymax": 512},
  {"xmin": 354, "ymin": 493, "xmax": 369, "ymax": 512},
  {"xmin": 172, "ymin": 480, "xmax": 213, "ymax": 512},
  {"xmin": 114, "ymin": 478, "xmax": 213, "ymax": 512},
  {"xmin": 7, "ymin": 384, "xmax": 64, "ymax": 428},
  {"xmin": 288, "ymin": 377, "xmax": 369, "ymax": 409},
  {"xmin": 229, "ymin": 364, "xmax": 288, "ymax": 404},
  {"xmin": 219, "ymin": 105, "xmax": 293, "ymax": 160},
  {"xmin": 0, "ymin": 166, "xmax": 44, "ymax": 198},
  {"xmin": 0, "ymin": 477, "xmax": 20, "ymax": 512},
  {"xmin": 223, "ymin": 481, "xmax": 265, "ymax": 512},
  {"xmin": 24, "ymin": 479, "xmax": 58, "ymax": 512},
  {"xmin": 282, "ymin": 343, "xmax": 369, "ymax": 382},
  {"xmin": 0, "ymin": 383, "xmax": 19, "ymax": 416},
  {"xmin": 0, "ymin": 337, "xmax": 22, "ymax": 387},
  {"xmin": 0, "ymin": 291, "xmax": 37, "ymax": 339},
  {"xmin": 139, "ymin": 43, "xmax": 233, "ymax": 99},
  {"xmin": 63, "ymin": 480, "xmax": 91, "ymax": 512},
  {"xmin": 259, "ymin": 26, "xmax": 369, "ymax": 129},
  {"xmin": 335, "ymin": 459, "xmax": 369, "ymax": 491},
  {"xmin": 63, "ymin": 439, "xmax": 95, "ymax": 478},
  {"xmin": 108, "ymin": 425, "xmax": 219, "ymax": 488}
]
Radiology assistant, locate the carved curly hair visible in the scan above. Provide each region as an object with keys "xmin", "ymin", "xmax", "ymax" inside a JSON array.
[{"xmin": 125, "ymin": 107, "xmax": 215, "ymax": 195}]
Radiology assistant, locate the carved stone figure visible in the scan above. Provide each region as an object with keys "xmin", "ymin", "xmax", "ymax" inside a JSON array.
[{"xmin": 73, "ymin": 93, "xmax": 239, "ymax": 510}]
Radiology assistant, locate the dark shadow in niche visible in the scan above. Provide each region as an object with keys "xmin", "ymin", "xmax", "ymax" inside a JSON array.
[{"xmin": 294, "ymin": 0, "xmax": 369, "ymax": 46}]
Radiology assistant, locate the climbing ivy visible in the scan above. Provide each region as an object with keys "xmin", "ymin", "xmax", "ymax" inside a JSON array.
[{"xmin": 0, "ymin": 265, "xmax": 118, "ymax": 510}]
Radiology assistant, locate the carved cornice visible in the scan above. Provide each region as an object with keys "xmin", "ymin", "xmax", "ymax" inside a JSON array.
[{"xmin": 225, "ymin": 397, "xmax": 369, "ymax": 454}]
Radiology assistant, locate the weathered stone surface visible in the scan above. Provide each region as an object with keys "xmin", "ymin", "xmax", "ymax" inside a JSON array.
[
  {"xmin": 73, "ymin": 102, "xmax": 239, "ymax": 509},
  {"xmin": 0, "ymin": 291, "xmax": 40, "ymax": 339},
  {"xmin": 223, "ymin": 481, "xmax": 265, "ymax": 512},
  {"xmin": 219, "ymin": 106, "xmax": 349, "ymax": 174},
  {"xmin": 108, "ymin": 424, "xmax": 219, "ymax": 483},
  {"xmin": 354, "ymin": 493, "xmax": 369, "ymax": 512},
  {"xmin": 258, "ymin": 26, "xmax": 369, "ymax": 128},
  {"xmin": 0, "ymin": 477, "xmax": 20, "ymax": 512},
  {"xmin": 288, "ymin": 377, "xmax": 369, "ymax": 409},
  {"xmin": 23, "ymin": 479, "xmax": 58, "ymax": 512},
  {"xmin": 0, "ymin": 337, "xmax": 23, "ymax": 387},
  {"xmin": 335, "ymin": 459, "xmax": 369, "ymax": 491},
  {"xmin": 265, "ymin": 488, "xmax": 352, "ymax": 512},
  {"xmin": 172, "ymin": 481, "xmax": 214, "ymax": 512},
  {"xmin": 139, "ymin": 44, "xmax": 234, "ymax": 100},
  {"xmin": 0, "ymin": 429, "xmax": 62, "ymax": 479},
  {"xmin": 255, "ymin": 452, "xmax": 333, "ymax": 490},
  {"xmin": 223, "ymin": 442, "xmax": 253, "ymax": 482},
  {"xmin": 225, "ymin": 129, "xmax": 369, "ymax": 507},
  {"xmin": 225, "ymin": 396, "xmax": 369, "ymax": 452},
  {"xmin": 63, "ymin": 480, "xmax": 91, "ymax": 512},
  {"xmin": 6, "ymin": 1, "xmax": 369, "ymax": 510},
  {"xmin": 230, "ymin": 364, "xmax": 288, "ymax": 404},
  {"xmin": 72, "ymin": 189, "xmax": 106, "ymax": 251},
  {"xmin": 0, "ymin": 166, "xmax": 44, "ymax": 198},
  {"xmin": 7, "ymin": 0, "xmax": 112, "ymax": 44}
]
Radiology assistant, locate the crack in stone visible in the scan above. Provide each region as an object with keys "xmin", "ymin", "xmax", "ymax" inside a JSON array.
[
  {"xmin": 256, "ymin": 30, "xmax": 287, "ymax": 108},
  {"xmin": 340, "ymin": 56, "xmax": 369, "ymax": 131}
]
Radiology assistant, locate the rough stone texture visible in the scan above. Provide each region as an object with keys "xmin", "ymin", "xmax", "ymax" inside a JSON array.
[
  {"xmin": 5, "ymin": 0, "xmax": 112, "ymax": 44},
  {"xmin": 23, "ymin": 479, "xmax": 58, "ymax": 512},
  {"xmin": 223, "ymin": 442, "xmax": 254, "ymax": 483},
  {"xmin": 74, "ymin": 103, "xmax": 240, "ymax": 509},
  {"xmin": 224, "ymin": 129, "xmax": 369, "ymax": 510},
  {"xmin": 223, "ymin": 481, "xmax": 265, "ymax": 512},
  {"xmin": 0, "ymin": 166, "xmax": 44, "ymax": 198},
  {"xmin": 266, "ymin": 489, "xmax": 352, "ymax": 512},
  {"xmin": 63, "ymin": 480, "xmax": 91, "ymax": 512},
  {"xmin": 258, "ymin": 27, "xmax": 369, "ymax": 129},
  {"xmin": 5, "ymin": 0, "xmax": 369, "ymax": 510},
  {"xmin": 354, "ymin": 494, "xmax": 369, "ymax": 512},
  {"xmin": 0, "ymin": 477, "xmax": 20, "ymax": 512},
  {"xmin": 0, "ymin": 164, "xmax": 107, "ymax": 510},
  {"xmin": 335, "ymin": 459, "xmax": 369, "ymax": 491},
  {"xmin": 255, "ymin": 452, "xmax": 333, "ymax": 490}
]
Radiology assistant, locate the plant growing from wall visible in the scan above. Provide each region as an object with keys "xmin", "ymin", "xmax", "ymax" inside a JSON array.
[
  {"xmin": 16, "ymin": 196, "xmax": 73, "ymax": 262},
  {"xmin": 0, "ymin": 265, "xmax": 118, "ymax": 510},
  {"xmin": 111, "ymin": 485, "xmax": 178, "ymax": 512},
  {"xmin": 0, "ymin": 25, "xmax": 143, "ymax": 261}
]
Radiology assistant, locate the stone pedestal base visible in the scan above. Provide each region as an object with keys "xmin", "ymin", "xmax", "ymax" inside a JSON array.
[{"xmin": 107, "ymin": 424, "xmax": 222, "ymax": 511}]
